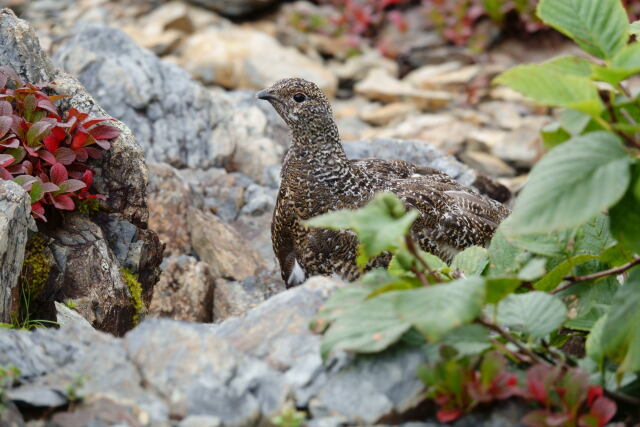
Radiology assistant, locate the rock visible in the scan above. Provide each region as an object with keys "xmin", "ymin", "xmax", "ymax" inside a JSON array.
[
  {"xmin": 405, "ymin": 63, "xmax": 480, "ymax": 91},
  {"xmin": 49, "ymin": 397, "xmax": 144, "ymax": 427},
  {"xmin": 149, "ymin": 255, "xmax": 215, "ymax": 323},
  {"xmin": 459, "ymin": 151, "xmax": 516, "ymax": 178},
  {"xmin": 355, "ymin": 69, "xmax": 451, "ymax": 111},
  {"xmin": 232, "ymin": 212, "xmax": 278, "ymax": 271},
  {"xmin": 213, "ymin": 270, "xmax": 284, "ymax": 322},
  {"xmin": 147, "ymin": 163, "xmax": 195, "ymax": 256},
  {"xmin": 180, "ymin": 27, "xmax": 337, "ymax": 97},
  {"xmin": 188, "ymin": 209, "xmax": 265, "ymax": 281},
  {"xmin": 240, "ymin": 184, "xmax": 277, "ymax": 217},
  {"xmin": 125, "ymin": 318, "xmax": 288, "ymax": 425},
  {"xmin": 45, "ymin": 215, "xmax": 143, "ymax": 336},
  {"xmin": 329, "ymin": 49, "xmax": 399, "ymax": 82},
  {"xmin": 185, "ymin": 0, "xmax": 279, "ymax": 17},
  {"xmin": 179, "ymin": 415, "xmax": 223, "ymax": 427},
  {"xmin": 0, "ymin": 181, "xmax": 34, "ymax": 323},
  {"xmin": 54, "ymin": 26, "xmax": 237, "ymax": 169},
  {"xmin": 360, "ymin": 102, "xmax": 416, "ymax": 127},
  {"xmin": 0, "ymin": 400, "xmax": 24, "ymax": 427},
  {"xmin": 54, "ymin": 301, "xmax": 94, "ymax": 330},
  {"xmin": 468, "ymin": 122, "xmax": 544, "ymax": 169},
  {"xmin": 344, "ymin": 138, "xmax": 511, "ymax": 203}
]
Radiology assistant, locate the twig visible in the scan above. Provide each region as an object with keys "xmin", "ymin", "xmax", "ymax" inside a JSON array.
[
  {"xmin": 476, "ymin": 317, "xmax": 550, "ymax": 366},
  {"xmin": 604, "ymin": 93, "xmax": 640, "ymax": 149},
  {"xmin": 404, "ymin": 235, "xmax": 443, "ymax": 283},
  {"xmin": 489, "ymin": 338, "xmax": 529, "ymax": 364},
  {"xmin": 410, "ymin": 265, "xmax": 430, "ymax": 287},
  {"xmin": 552, "ymin": 257, "xmax": 640, "ymax": 294},
  {"xmin": 604, "ymin": 389, "xmax": 640, "ymax": 407}
]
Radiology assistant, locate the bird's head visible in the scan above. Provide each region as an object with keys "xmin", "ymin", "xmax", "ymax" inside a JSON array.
[{"xmin": 257, "ymin": 78, "xmax": 333, "ymax": 130}]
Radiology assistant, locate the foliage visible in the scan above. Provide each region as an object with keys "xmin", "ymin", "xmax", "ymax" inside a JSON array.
[
  {"xmin": 271, "ymin": 404, "xmax": 307, "ymax": 427},
  {"xmin": 308, "ymin": 2, "xmax": 640, "ymax": 421},
  {"xmin": 0, "ymin": 365, "xmax": 20, "ymax": 411},
  {"xmin": 0, "ymin": 66, "xmax": 119, "ymax": 221},
  {"xmin": 121, "ymin": 268, "xmax": 143, "ymax": 326}
]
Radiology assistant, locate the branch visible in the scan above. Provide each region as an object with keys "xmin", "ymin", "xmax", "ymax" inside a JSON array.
[
  {"xmin": 404, "ymin": 235, "xmax": 443, "ymax": 283},
  {"xmin": 552, "ymin": 257, "xmax": 640, "ymax": 294},
  {"xmin": 476, "ymin": 317, "xmax": 550, "ymax": 366}
]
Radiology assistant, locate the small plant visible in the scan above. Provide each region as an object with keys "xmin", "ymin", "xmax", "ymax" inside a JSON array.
[
  {"xmin": 63, "ymin": 299, "xmax": 78, "ymax": 310},
  {"xmin": 121, "ymin": 267, "xmax": 143, "ymax": 326},
  {"xmin": 0, "ymin": 66, "xmax": 120, "ymax": 221},
  {"xmin": 271, "ymin": 404, "xmax": 307, "ymax": 427},
  {"xmin": 0, "ymin": 365, "xmax": 20, "ymax": 411}
]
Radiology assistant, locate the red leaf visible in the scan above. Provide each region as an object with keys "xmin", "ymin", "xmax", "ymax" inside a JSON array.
[
  {"xmin": 0, "ymin": 100, "xmax": 11, "ymax": 116},
  {"xmin": 85, "ymin": 146, "xmax": 103, "ymax": 159},
  {"xmin": 94, "ymin": 139, "xmax": 111, "ymax": 150},
  {"xmin": 81, "ymin": 169, "xmax": 94, "ymax": 188},
  {"xmin": 37, "ymin": 98, "xmax": 59, "ymax": 117},
  {"xmin": 71, "ymin": 130, "xmax": 88, "ymax": 149},
  {"xmin": 43, "ymin": 126, "xmax": 66, "ymax": 152},
  {"xmin": 589, "ymin": 396, "xmax": 616, "ymax": 426},
  {"xmin": 38, "ymin": 149, "xmax": 57, "ymax": 165},
  {"xmin": 54, "ymin": 147, "xmax": 76, "ymax": 165},
  {"xmin": 59, "ymin": 179, "xmax": 86, "ymax": 193},
  {"xmin": 88, "ymin": 124, "xmax": 120, "ymax": 140},
  {"xmin": 587, "ymin": 386, "xmax": 603, "ymax": 407},
  {"xmin": 50, "ymin": 162, "xmax": 68, "ymax": 184},
  {"xmin": 52, "ymin": 194, "xmax": 74, "ymax": 210},
  {"xmin": 436, "ymin": 408, "xmax": 463, "ymax": 423},
  {"xmin": 0, "ymin": 116, "xmax": 11, "ymax": 139},
  {"xmin": 74, "ymin": 147, "xmax": 88, "ymax": 162},
  {"xmin": 82, "ymin": 117, "xmax": 116, "ymax": 128},
  {"xmin": 0, "ymin": 153, "xmax": 13, "ymax": 167},
  {"xmin": 0, "ymin": 138, "xmax": 19, "ymax": 148},
  {"xmin": 0, "ymin": 167, "xmax": 11, "ymax": 180},
  {"xmin": 41, "ymin": 182, "xmax": 59, "ymax": 193},
  {"xmin": 31, "ymin": 201, "xmax": 46, "ymax": 222}
]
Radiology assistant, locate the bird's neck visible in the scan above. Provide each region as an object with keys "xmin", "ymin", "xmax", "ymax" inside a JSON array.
[{"xmin": 287, "ymin": 120, "xmax": 354, "ymax": 182}]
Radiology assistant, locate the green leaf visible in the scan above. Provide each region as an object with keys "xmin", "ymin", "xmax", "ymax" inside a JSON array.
[
  {"xmin": 586, "ymin": 313, "xmax": 607, "ymax": 365},
  {"xmin": 497, "ymin": 292, "xmax": 567, "ymax": 338},
  {"xmin": 311, "ymin": 285, "xmax": 369, "ymax": 333},
  {"xmin": 29, "ymin": 179, "xmax": 44, "ymax": 203},
  {"xmin": 451, "ymin": 246, "xmax": 488, "ymax": 276},
  {"xmin": 600, "ymin": 243, "xmax": 635, "ymax": 267},
  {"xmin": 630, "ymin": 20, "xmax": 640, "ymax": 37},
  {"xmin": 485, "ymin": 277, "xmax": 521, "ymax": 305},
  {"xmin": 320, "ymin": 291, "xmax": 412, "ymax": 358},
  {"xmin": 505, "ymin": 132, "xmax": 631, "ymax": 235},
  {"xmin": 534, "ymin": 254, "xmax": 597, "ymax": 291},
  {"xmin": 559, "ymin": 109, "xmax": 591, "ymax": 136},
  {"xmin": 610, "ymin": 184, "xmax": 640, "ymax": 255},
  {"xmin": 26, "ymin": 120, "xmax": 52, "ymax": 147},
  {"xmin": 611, "ymin": 42, "xmax": 640, "ymax": 73},
  {"xmin": 398, "ymin": 278, "xmax": 486, "ymax": 341},
  {"xmin": 542, "ymin": 56, "xmax": 593, "ymax": 76},
  {"xmin": 542, "ymin": 122, "xmax": 571, "ymax": 148},
  {"xmin": 441, "ymin": 324, "xmax": 491, "ymax": 357},
  {"xmin": 518, "ymin": 257, "xmax": 547, "ymax": 281},
  {"xmin": 306, "ymin": 192, "xmax": 419, "ymax": 264},
  {"xmin": 495, "ymin": 65, "xmax": 603, "ymax": 116},
  {"xmin": 537, "ymin": 0, "xmax": 629, "ymax": 59},
  {"xmin": 564, "ymin": 277, "xmax": 618, "ymax": 331},
  {"xmin": 487, "ymin": 228, "xmax": 532, "ymax": 277},
  {"xmin": 602, "ymin": 268, "xmax": 640, "ymax": 373}
]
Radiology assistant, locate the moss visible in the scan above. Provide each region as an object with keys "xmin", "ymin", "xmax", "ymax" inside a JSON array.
[
  {"xmin": 77, "ymin": 198, "xmax": 101, "ymax": 216},
  {"xmin": 120, "ymin": 267, "xmax": 143, "ymax": 326},
  {"xmin": 19, "ymin": 233, "xmax": 51, "ymax": 298}
]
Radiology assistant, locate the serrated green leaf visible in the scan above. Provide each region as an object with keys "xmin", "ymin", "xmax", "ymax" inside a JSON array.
[
  {"xmin": 600, "ymin": 243, "xmax": 635, "ymax": 267},
  {"xmin": 487, "ymin": 228, "xmax": 532, "ymax": 277},
  {"xmin": 506, "ymin": 132, "xmax": 631, "ymax": 235},
  {"xmin": 564, "ymin": 276, "xmax": 619, "ymax": 331},
  {"xmin": 542, "ymin": 121, "xmax": 571, "ymax": 148},
  {"xmin": 441, "ymin": 324, "xmax": 491, "ymax": 357},
  {"xmin": 495, "ymin": 65, "xmax": 603, "ymax": 116},
  {"xmin": 518, "ymin": 257, "xmax": 547, "ymax": 281},
  {"xmin": 559, "ymin": 109, "xmax": 591, "ymax": 136},
  {"xmin": 602, "ymin": 268, "xmax": 640, "ymax": 373},
  {"xmin": 586, "ymin": 314, "xmax": 608, "ymax": 364},
  {"xmin": 306, "ymin": 192, "xmax": 419, "ymax": 263},
  {"xmin": 398, "ymin": 278, "xmax": 486, "ymax": 342},
  {"xmin": 537, "ymin": 0, "xmax": 629, "ymax": 59},
  {"xmin": 451, "ymin": 246, "xmax": 488, "ymax": 276},
  {"xmin": 497, "ymin": 292, "xmax": 567, "ymax": 338},
  {"xmin": 543, "ymin": 56, "xmax": 593, "ymax": 76},
  {"xmin": 610, "ymin": 177, "xmax": 640, "ymax": 255},
  {"xmin": 534, "ymin": 254, "xmax": 597, "ymax": 291}
]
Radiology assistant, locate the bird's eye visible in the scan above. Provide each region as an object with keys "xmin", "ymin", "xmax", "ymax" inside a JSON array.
[{"xmin": 293, "ymin": 93, "xmax": 306, "ymax": 103}]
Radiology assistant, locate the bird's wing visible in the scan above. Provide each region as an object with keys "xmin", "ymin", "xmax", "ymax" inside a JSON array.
[{"xmin": 272, "ymin": 184, "xmax": 298, "ymax": 284}]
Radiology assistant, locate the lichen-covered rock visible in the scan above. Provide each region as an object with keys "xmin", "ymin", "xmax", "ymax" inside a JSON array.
[
  {"xmin": 0, "ymin": 181, "xmax": 34, "ymax": 323},
  {"xmin": 149, "ymin": 255, "xmax": 215, "ymax": 322}
]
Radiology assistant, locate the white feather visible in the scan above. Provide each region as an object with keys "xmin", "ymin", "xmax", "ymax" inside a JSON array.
[{"xmin": 288, "ymin": 259, "xmax": 306, "ymax": 286}]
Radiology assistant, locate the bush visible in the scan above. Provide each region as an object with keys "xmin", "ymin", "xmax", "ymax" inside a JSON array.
[
  {"xmin": 0, "ymin": 67, "xmax": 119, "ymax": 221},
  {"xmin": 309, "ymin": 0, "xmax": 640, "ymax": 422}
]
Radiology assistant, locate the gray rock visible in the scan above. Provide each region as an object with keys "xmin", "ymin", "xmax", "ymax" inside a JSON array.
[
  {"xmin": 0, "ymin": 400, "xmax": 24, "ymax": 427},
  {"xmin": 124, "ymin": 318, "xmax": 288, "ymax": 425},
  {"xmin": 0, "ymin": 181, "xmax": 34, "ymax": 323},
  {"xmin": 185, "ymin": 0, "xmax": 279, "ymax": 17},
  {"xmin": 54, "ymin": 301, "xmax": 94, "ymax": 330},
  {"xmin": 54, "ymin": 26, "xmax": 237, "ymax": 169},
  {"xmin": 213, "ymin": 270, "xmax": 284, "ymax": 322},
  {"xmin": 241, "ymin": 184, "xmax": 277, "ymax": 217}
]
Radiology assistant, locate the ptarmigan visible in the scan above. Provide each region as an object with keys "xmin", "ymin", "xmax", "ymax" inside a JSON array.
[{"xmin": 258, "ymin": 78, "xmax": 510, "ymax": 288}]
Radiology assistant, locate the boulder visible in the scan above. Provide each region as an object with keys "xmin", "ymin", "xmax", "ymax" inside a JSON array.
[
  {"xmin": 0, "ymin": 181, "xmax": 34, "ymax": 323},
  {"xmin": 179, "ymin": 26, "xmax": 337, "ymax": 96},
  {"xmin": 185, "ymin": 0, "xmax": 279, "ymax": 17},
  {"xmin": 188, "ymin": 209, "xmax": 266, "ymax": 281},
  {"xmin": 0, "ymin": 9, "xmax": 162, "ymax": 334},
  {"xmin": 213, "ymin": 270, "xmax": 285, "ymax": 322},
  {"xmin": 149, "ymin": 255, "xmax": 215, "ymax": 323}
]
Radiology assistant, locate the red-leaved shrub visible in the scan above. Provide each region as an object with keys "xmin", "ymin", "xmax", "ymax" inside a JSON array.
[{"xmin": 0, "ymin": 67, "xmax": 119, "ymax": 221}]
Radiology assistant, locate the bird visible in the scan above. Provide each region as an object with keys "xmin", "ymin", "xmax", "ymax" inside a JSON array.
[{"xmin": 257, "ymin": 78, "xmax": 510, "ymax": 288}]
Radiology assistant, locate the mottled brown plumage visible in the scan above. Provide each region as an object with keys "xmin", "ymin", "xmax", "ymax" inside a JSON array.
[{"xmin": 258, "ymin": 78, "xmax": 510, "ymax": 287}]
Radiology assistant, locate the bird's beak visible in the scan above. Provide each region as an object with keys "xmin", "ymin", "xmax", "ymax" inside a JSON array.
[{"xmin": 257, "ymin": 89, "xmax": 277, "ymax": 102}]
